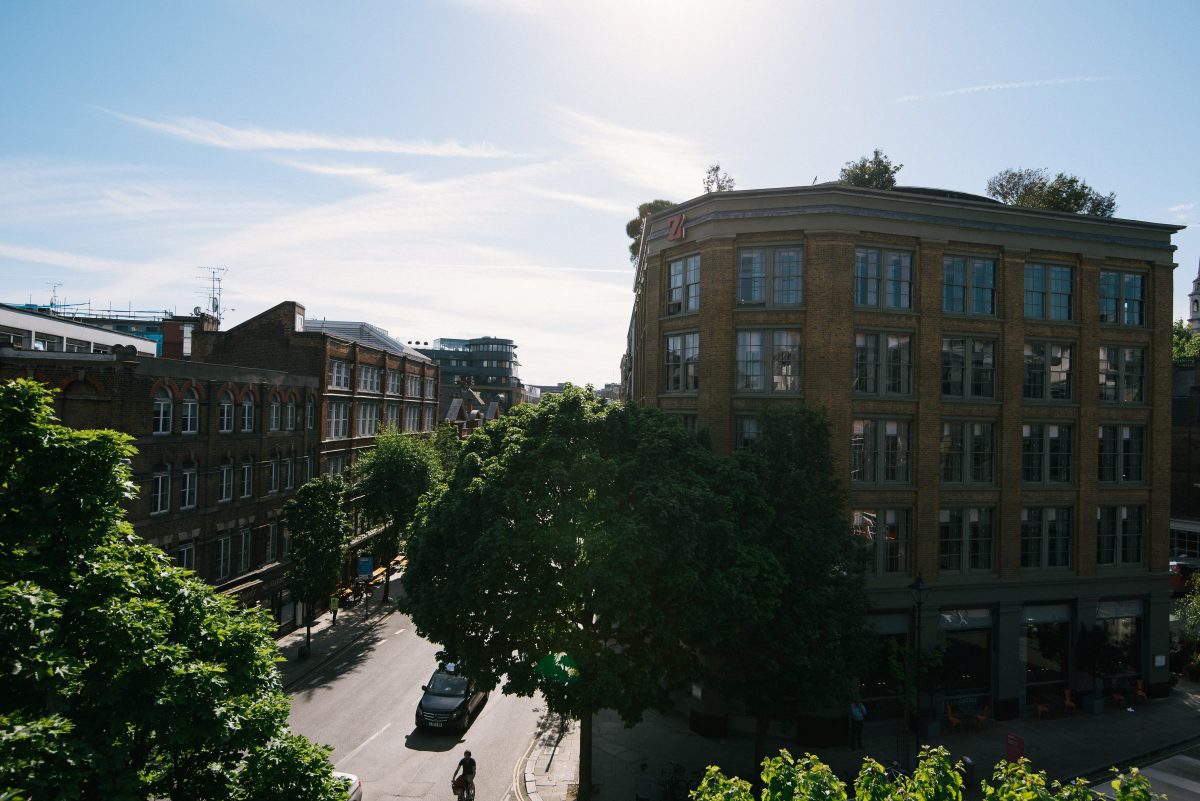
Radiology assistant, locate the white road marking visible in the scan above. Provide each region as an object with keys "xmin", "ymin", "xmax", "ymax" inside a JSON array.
[
  {"xmin": 378, "ymin": 639, "xmax": 388, "ymax": 644},
  {"xmin": 335, "ymin": 721, "xmax": 393, "ymax": 767},
  {"xmin": 394, "ymin": 629, "xmax": 406, "ymax": 635}
]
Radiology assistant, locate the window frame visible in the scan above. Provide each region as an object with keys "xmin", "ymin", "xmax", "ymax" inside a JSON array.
[
  {"xmin": 1097, "ymin": 505, "xmax": 1144, "ymax": 566},
  {"xmin": 240, "ymin": 459, "xmax": 254, "ymax": 498},
  {"xmin": 938, "ymin": 507, "xmax": 996, "ymax": 572},
  {"xmin": 216, "ymin": 536, "xmax": 231, "ymax": 581},
  {"xmin": 151, "ymin": 468, "xmax": 170, "ymax": 515},
  {"xmin": 180, "ymin": 465, "xmax": 197, "ymax": 510},
  {"xmin": 666, "ymin": 254, "xmax": 701, "ymax": 315},
  {"xmin": 328, "ymin": 359, "xmax": 350, "ymax": 389},
  {"xmin": 855, "ymin": 246, "xmax": 913, "ymax": 310},
  {"xmin": 941, "ymin": 336, "xmax": 997, "ymax": 400},
  {"xmin": 327, "ymin": 401, "xmax": 350, "ymax": 439},
  {"xmin": 942, "ymin": 254, "xmax": 996, "ymax": 316},
  {"xmin": 1098, "ymin": 424, "xmax": 1145, "ymax": 484},
  {"xmin": 1020, "ymin": 506, "xmax": 1073, "ymax": 569},
  {"xmin": 853, "ymin": 331, "xmax": 913, "ymax": 396},
  {"xmin": 939, "ymin": 420, "xmax": 996, "ymax": 486},
  {"xmin": 357, "ymin": 401, "xmax": 379, "ymax": 437},
  {"xmin": 153, "ymin": 389, "xmax": 173, "ymax": 435},
  {"xmin": 736, "ymin": 245, "xmax": 804, "ymax": 307},
  {"xmin": 1099, "ymin": 271, "xmax": 1147, "ymax": 327},
  {"xmin": 851, "ymin": 418, "xmax": 912, "ymax": 485},
  {"xmin": 1021, "ymin": 423, "xmax": 1074, "ymax": 485},
  {"xmin": 851, "ymin": 508, "xmax": 909, "ymax": 576},
  {"xmin": 181, "ymin": 389, "xmax": 199, "ymax": 434},
  {"xmin": 218, "ymin": 461, "xmax": 233, "ymax": 502},
  {"xmin": 664, "ymin": 331, "xmax": 700, "ymax": 393},
  {"xmin": 240, "ymin": 396, "xmax": 255, "ymax": 432},
  {"xmin": 269, "ymin": 397, "xmax": 281, "ymax": 431},
  {"xmin": 734, "ymin": 328, "xmax": 803, "ymax": 394},
  {"xmin": 1099, "ymin": 346, "xmax": 1146, "ymax": 405},
  {"xmin": 1023, "ymin": 341, "xmax": 1074, "ymax": 402},
  {"xmin": 1024, "ymin": 262, "xmax": 1074, "ymax": 321}
]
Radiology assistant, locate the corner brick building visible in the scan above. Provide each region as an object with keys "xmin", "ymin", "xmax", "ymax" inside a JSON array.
[{"xmin": 623, "ymin": 184, "xmax": 1183, "ymax": 722}]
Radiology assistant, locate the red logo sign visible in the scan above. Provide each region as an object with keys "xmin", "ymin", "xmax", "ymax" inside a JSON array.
[{"xmin": 667, "ymin": 213, "xmax": 686, "ymax": 241}]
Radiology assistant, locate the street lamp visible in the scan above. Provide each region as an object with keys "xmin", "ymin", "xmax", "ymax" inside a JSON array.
[{"xmin": 908, "ymin": 575, "xmax": 932, "ymax": 769}]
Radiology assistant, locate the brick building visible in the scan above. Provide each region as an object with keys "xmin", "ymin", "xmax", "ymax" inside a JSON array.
[
  {"xmin": 1, "ymin": 340, "xmax": 318, "ymax": 627},
  {"xmin": 623, "ymin": 183, "xmax": 1182, "ymax": 722}
]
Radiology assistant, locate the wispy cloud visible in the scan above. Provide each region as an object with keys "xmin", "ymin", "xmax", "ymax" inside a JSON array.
[
  {"xmin": 896, "ymin": 76, "xmax": 1109, "ymax": 104},
  {"xmin": 0, "ymin": 242, "xmax": 140, "ymax": 273},
  {"xmin": 105, "ymin": 110, "xmax": 525, "ymax": 158},
  {"xmin": 550, "ymin": 106, "xmax": 709, "ymax": 197},
  {"xmin": 1168, "ymin": 202, "xmax": 1196, "ymax": 223}
]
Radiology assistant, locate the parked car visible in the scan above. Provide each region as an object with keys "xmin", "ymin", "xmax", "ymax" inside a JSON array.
[
  {"xmin": 334, "ymin": 771, "xmax": 363, "ymax": 801},
  {"xmin": 414, "ymin": 664, "xmax": 488, "ymax": 731}
]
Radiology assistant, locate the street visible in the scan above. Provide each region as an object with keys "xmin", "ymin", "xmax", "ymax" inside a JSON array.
[{"xmin": 288, "ymin": 608, "xmax": 545, "ymax": 801}]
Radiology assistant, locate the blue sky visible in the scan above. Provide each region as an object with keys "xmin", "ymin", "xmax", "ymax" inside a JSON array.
[{"xmin": 1, "ymin": 0, "xmax": 1197, "ymax": 385}]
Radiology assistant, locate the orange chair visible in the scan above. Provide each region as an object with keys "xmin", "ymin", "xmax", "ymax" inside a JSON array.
[
  {"xmin": 973, "ymin": 704, "xmax": 990, "ymax": 728},
  {"xmin": 945, "ymin": 704, "xmax": 962, "ymax": 731},
  {"xmin": 1063, "ymin": 688, "xmax": 1077, "ymax": 713},
  {"xmin": 1135, "ymin": 680, "xmax": 1148, "ymax": 703},
  {"xmin": 1034, "ymin": 701, "xmax": 1049, "ymax": 720}
]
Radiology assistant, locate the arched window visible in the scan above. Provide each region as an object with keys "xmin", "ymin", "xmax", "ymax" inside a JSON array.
[
  {"xmin": 269, "ymin": 394, "xmax": 281, "ymax": 431},
  {"xmin": 241, "ymin": 395, "xmax": 255, "ymax": 432},
  {"xmin": 181, "ymin": 388, "xmax": 199, "ymax": 434},
  {"xmin": 152, "ymin": 388, "xmax": 172, "ymax": 435},
  {"xmin": 219, "ymin": 391, "xmax": 235, "ymax": 433},
  {"xmin": 286, "ymin": 397, "xmax": 297, "ymax": 430}
]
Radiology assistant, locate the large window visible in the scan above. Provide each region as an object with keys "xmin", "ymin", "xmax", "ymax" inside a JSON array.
[
  {"xmin": 269, "ymin": 396, "xmax": 281, "ymax": 431},
  {"xmin": 387, "ymin": 370, "xmax": 402, "ymax": 395},
  {"xmin": 327, "ymin": 401, "xmax": 350, "ymax": 439},
  {"xmin": 1022, "ymin": 424, "xmax": 1073, "ymax": 484},
  {"xmin": 268, "ymin": 457, "xmax": 280, "ymax": 494},
  {"xmin": 238, "ymin": 529, "xmax": 251, "ymax": 573},
  {"xmin": 942, "ymin": 338, "xmax": 996, "ymax": 399},
  {"xmin": 1025, "ymin": 263, "xmax": 1073, "ymax": 321},
  {"xmin": 424, "ymin": 378, "xmax": 435, "ymax": 399},
  {"xmin": 942, "ymin": 255, "xmax": 995, "ymax": 315},
  {"xmin": 938, "ymin": 508, "xmax": 995, "ymax": 572},
  {"xmin": 734, "ymin": 416, "xmax": 759, "ymax": 449},
  {"xmin": 853, "ymin": 332, "xmax": 912, "ymax": 395},
  {"xmin": 182, "ymin": 389, "xmax": 199, "ymax": 434},
  {"xmin": 1020, "ymin": 507, "xmax": 1072, "ymax": 568},
  {"xmin": 151, "ymin": 468, "xmax": 170, "ymax": 515},
  {"xmin": 1098, "ymin": 425, "xmax": 1145, "ymax": 483},
  {"xmin": 1097, "ymin": 506, "xmax": 1144, "ymax": 566},
  {"xmin": 218, "ymin": 461, "xmax": 233, "ymax": 503},
  {"xmin": 153, "ymin": 389, "xmax": 172, "ymax": 435},
  {"xmin": 240, "ymin": 396, "xmax": 255, "ymax": 432},
  {"xmin": 851, "ymin": 419, "xmax": 910, "ymax": 484},
  {"xmin": 735, "ymin": 330, "xmax": 802, "ymax": 393},
  {"xmin": 939, "ymin": 421, "xmax": 995, "ymax": 485},
  {"xmin": 219, "ymin": 391, "xmax": 235, "ymax": 433},
  {"xmin": 286, "ymin": 400, "xmax": 296, "ymax": 431},
  {"xmin": 851, "ymin": 508, "xmax": 908, "ymax": 576},
  {"xmin": 329, "ymin": 359, "xmax": 350, "ymax": 389},
  {"xmin": 1023, "ymin": 342, "xmax": 1073, "ymax": 401},
  {"xmin": 216, "ymin": 536, "xmax": 231, "ymax": 581},
  {"xmin": 284, "ymin": 457, "xmax": 294, "ymax": 490},
  {"xmin": 357, "ymin": 401, "xmax": 379, "ymax": 436},
  {"xmin": 855, "ymin": 247, "xmax": 912, "ymax": 309},
  {"xmin": 358, "ymin": 365, "xmax": 382, "ymax": 392},
  {"xmin": 1099, "ymin": 347, "xmax": 1145, "ymax": 404},
  {"xmin": 406, "ymin": 374, "xmax": 421, "ymax": 397},
  {"xmin": 737, "ymin": 246, "xmax": 803, "ymax": 306},
  {"xmin": 423, "ymin": 406, "xmax": 435, "ymax": 432},
  {"xmin": 180, "ymin": 465, "xmax": 197, "ymax": 510},
  {"xmin": 665, "ymin": 332, "xmax": 699, "ymax": 392},
  {"xmin": 667, "ymin": 254, "xmax": 700, "ymax": 315},
  {"xmin": 1100, "ymin": 271, "xmax": 1146, "ymax": 326},
  {"xmin": 177, "ymin": 542, "xmax": 195, "ymax": 571},
  {"xmin": 405, "ymin": 405, "xmax": 421, "ymax": 432},
  {"xmin": 240, "ymin": 459, "xmax": 254, "ymax": 498}
]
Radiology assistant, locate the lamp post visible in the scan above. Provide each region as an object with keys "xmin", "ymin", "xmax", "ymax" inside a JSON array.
[{"xmin": 908, "ymin": 575, "xmax": 932, "ymax": 769}]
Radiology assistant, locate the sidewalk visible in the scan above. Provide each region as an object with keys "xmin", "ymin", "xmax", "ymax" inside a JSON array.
[
  {"xmin": 276, "ymin": 574, "xmax": 402, "ymax": 690},
  {"xmin": 519, "ymin": 679, "xmax": 1200, "ymax": 801}
]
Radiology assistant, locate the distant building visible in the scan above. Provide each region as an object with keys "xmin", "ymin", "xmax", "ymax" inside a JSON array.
[
  {"xmin": 1, "ymin": 301, "xmax": 216, "ymax": 358},
  {"xmin": 415, "ymin": 336, "xmax": 525, "ymax": 418},
  {"xmin": 0, "ymin": 303, "xmax": 159, "ymax": 355}
]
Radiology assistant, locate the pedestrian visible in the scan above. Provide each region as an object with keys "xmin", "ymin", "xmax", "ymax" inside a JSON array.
[
  {"xmin": 634, "ymin": 762, "xmax": 653, "ymax": 801},
  {"xmin": 849, "ymin": 697, "xmax": 866, "ymax": 750},
  {"xmin": 329, "ymin": 593, "xmax": 339, "ymax": 625}
]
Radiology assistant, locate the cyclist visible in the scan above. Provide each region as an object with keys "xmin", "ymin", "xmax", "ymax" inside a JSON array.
[{"xmin": 452, "ymin": 749, "xmax": 476, "ymax": 800}]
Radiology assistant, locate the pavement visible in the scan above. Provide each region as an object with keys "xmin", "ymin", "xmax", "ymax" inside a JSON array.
[{"xmin": 276, "ymin": 596, "xmax": 1200, "ymax": 801}]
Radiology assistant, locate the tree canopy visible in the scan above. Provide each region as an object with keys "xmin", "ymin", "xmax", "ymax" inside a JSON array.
[
  {"xmin": 353, "ymin": 426, "xmax": 442, "ymax": 601},
  {"xmin": 625, "ymin": 199, "xmax": 675, "ymax": 263},
  {"xmin": 839, "ymin": 149, "xmax": 903, "ymax": 189},
  {"xmin": 985, "ymin": 167, "xmax": 1117, "ymax": 217},
  {"xmin": 702, "ymin": 407, "xmax": 874, "ymax": 766},
  {"xmin": 284, "ymin": 473, "xmax": 351, "ymax": 647},
  {"xmin": 1174, "ymin": 319, "xmax": 1200, "ymax": 361},
  {"xmin": 0, "ymin": 378, "xmax": 344, "ymax": 801},
  {"xmin": 703, "ymin": 163, "xmax": 736, "ymax": 193},
  {"xmin": 401, "ymin": 387, "xmax": 778, "ymax": 797}
]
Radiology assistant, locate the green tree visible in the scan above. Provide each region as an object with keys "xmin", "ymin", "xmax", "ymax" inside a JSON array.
[
  {"xmin": 284, "ymin": 474, "xmax": 351, "ymax": 651},
  {"xmin": 1174, "ymin": 319, "xmax": 1200, "ymax": 361},
  {"xmin": 625, "ymin": 199, "xmax": 675, "ymax": 263},
  {"xmin": 0, "ymin": 378, "xmax": 344, "ymax": 801},
  {"xmin": 401, "ymin": 387, "xmax": 776, "ymax": 800},
  {"xmin": 431, "ymin": 421, "xmax": 464, "ymax": 477},
  {"xmin": 703, "ymin": 406, "xmax": 874, "ymax": 771},
  {"xmin": 353, "ymin": 426, "xmax": 442, "ymax": 602},
  {"xmin": 703, "ymin": 163, "xmax": 735, "ymax": 193},
  {"xmin": 985, "ymin": 168, "xmax": 1117, "ymax": 217},
  {"xmin": 839, "ymin": 149, "xmax": 903, "ymax": 189}
]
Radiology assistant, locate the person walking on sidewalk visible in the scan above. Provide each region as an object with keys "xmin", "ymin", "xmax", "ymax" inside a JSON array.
[
  {"xmin": 849, "ymin": 697, "xmax": 867, "ymax": 750},
  {"xmin": 634, "ymin": 762, "xmax": 653, "ymax": 801},
  {"xmin": 329, "ymin": 593, "xmax": 339, "ymax": 626}
]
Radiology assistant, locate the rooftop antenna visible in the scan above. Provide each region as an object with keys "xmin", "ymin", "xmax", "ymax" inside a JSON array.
[
  {"xmin": 47, "ymin": 282, "xmax": 62, "ymax": 310},
  {"xmin": 196, "ymin": 267, "xmax": 228, "ymax": 322}
]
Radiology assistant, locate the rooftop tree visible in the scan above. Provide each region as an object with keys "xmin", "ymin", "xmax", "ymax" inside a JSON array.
[
  {"xmin": 839, "ymin": 149, "xmax": 904, "ymax": 189},
  {"xmin": 625, "ymin": 199, "xmax": 675, "ymax": 263},
  {"xmin": 0, "ymin": 378, "xmax": 344, "ymax": 801},
  {"xmin": 985, "ymin": 167, "xmax": 1117, "ymax": 216},
  {"xmin": 401, "ymin": 387, "xmax": 777, "ymax": 800}
]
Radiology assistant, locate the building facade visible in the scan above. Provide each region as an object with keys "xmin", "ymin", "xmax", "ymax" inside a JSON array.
[
  {"xmin": 416, "ymin": 336, "xmax": 524, "ymax": 418},
  {"xmin": 623, "ymin": 184, "xmax": 1182, "ymax": 720},
  {"xmin": 0, "ymin": 342, "xmax": 318, "ymax": 627}
]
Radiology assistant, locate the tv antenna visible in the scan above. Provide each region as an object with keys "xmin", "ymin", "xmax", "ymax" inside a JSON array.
[
  {"xmin": 196, "ymin": 267, "xmax": 229, "ymax": 321},
  {"xmin": 47, "ymin": 282, "xmax": 62, "ymax": 309}
]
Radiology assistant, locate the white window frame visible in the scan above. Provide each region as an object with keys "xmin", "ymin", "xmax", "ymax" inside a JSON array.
[
  {"xmin": 177, "ymin": 542, "xmax": 195, "ymax": 571},
  {"xmin": 665, "ymin": 332, "xmax": 699, "ymax": 392},
  {"xmin": 424, "ymin": 378, "xmax": 435, "ymax": 399},
  {"xmin": 238, "ymin": 529, "xmax": 251, "ymax": 573},
  {"xmin": 269, "ymin": 457, "xmax": 280, "ymax": 493},
  {"xmin": 218, "ymin": 462, "xmax": 233, "ymax": 502},
  {"xmin": 405, "ymin": 405, "xmax": 420, "ymax": 432},
  {"xmin": 269, "ymin": 398, "xmax": 281, "ymax": 431},
  {"xmin": 181, "ymin": 390, "xmax": 199, "ymax": 434},
  {"xmin": 219, "ymin": 392, "xmax": 234, "ymax": 433},
  {"xmin": 327, "ymin": 401, "xmax": 350, "ymax": 439},
  {"xmin": 329, "ymin": 359, "xmax": 350, "ymax": 389},
  {"xmin": 217, "ymin": 536, "xmax": 231, "ymax": 580},
  {"xmin": 241, "ymin": 397, "xmax": 254, "ymax": 432},
  {"xmin": 180, "ymin": 466, "xmax": 197, "ymax": 510},
  {"xmin": 153, "ymin": 389, "xmax": 172, "ymax": 435},
  {"xmin": 240, "ymin": 460, "xmax": 254, "ymax": 498},
  {"xmin": 667, "ymin": 254, "xmax": 701, "ymax": 315},
  {"xmin": 151, "ymin": 469, "xmax": 171, "ymax": 514},
  {"xmin": 357, "ymin": 401, "xmax": 379, "ymax": 437}
]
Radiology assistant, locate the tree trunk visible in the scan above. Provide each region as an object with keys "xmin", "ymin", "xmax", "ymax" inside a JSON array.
[{"xmin": 578, "ymin": 713, "xmax": 593, "ymax": 801}]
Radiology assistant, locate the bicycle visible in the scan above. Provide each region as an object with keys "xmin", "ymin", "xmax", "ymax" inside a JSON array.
[{"xmin": 451, "ymin": 775, "xmax": 475, "ymax": 801}]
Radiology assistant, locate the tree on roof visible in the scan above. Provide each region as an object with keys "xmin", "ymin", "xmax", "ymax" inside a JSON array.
[
  {"xmin": 625, "ymin": 199, "xmax": 675, "ymax": 263},
  {"xmin": 985, "ymin": 167, "xmax": 1117, "ymax": 217},
  {"xmin": 839, "ymin": 149, "xmax": 903, "ymax": 189},
  {"xmin": 0, "ymin": 378, "xmax": 345, "ymax": 800},
  {"xmin": 703, "ymin": 163, "xmax": 736, "ymax": 193}
]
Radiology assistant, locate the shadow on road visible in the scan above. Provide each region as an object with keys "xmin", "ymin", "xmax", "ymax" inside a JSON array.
[
  {"xmin": 287, "ymin": 613, "xmax": 397, "ymax": 699},
  {"xmin": 404, "ymin": 728, "xmax": 469, "ymax": 752}
]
